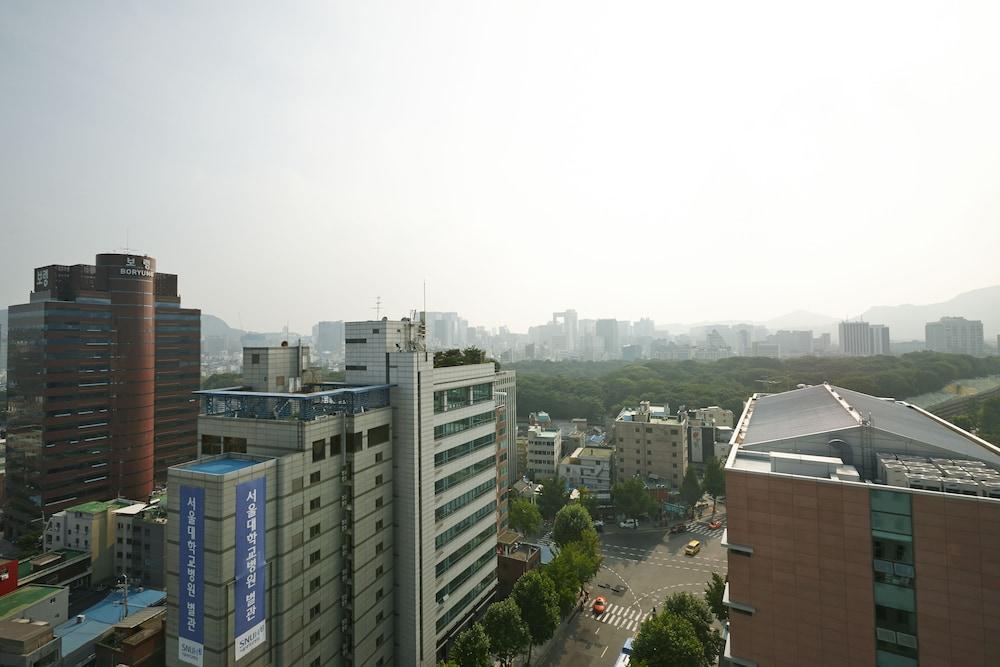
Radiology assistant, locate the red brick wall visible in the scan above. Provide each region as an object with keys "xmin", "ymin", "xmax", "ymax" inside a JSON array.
[
  {"xmin": 912, "ymin": 493, "xmax": 1000, "ymax": 667},
  {"xmin": 726, "ymin": 470, "xmax": 876, "ymax": 666}
]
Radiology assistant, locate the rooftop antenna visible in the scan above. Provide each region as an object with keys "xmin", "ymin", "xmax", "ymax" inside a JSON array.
[{"xmin": 372, "ymin": 296, "xmax": 383, "ymax": 320}]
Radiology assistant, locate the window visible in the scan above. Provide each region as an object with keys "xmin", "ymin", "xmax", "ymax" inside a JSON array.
[
  {"xmin": 347, "ymin": 432, "xmax": 363, "ymax": 453},
  {"xmin": 310, "ymin": 497, "xmax": 321, "ymax": 511},
  {"xmin": 310, "ymin": 577, "xmax": 321, "ymax": 593},
  {"xmin": 376, "ymin": 611, "xmax": 384, "ymax": 623},
  {"xmin": 375, "ymin": 497, "xmax": 383, "ymax": 508},
  {"xmin": 251, "ymin": 353, "xmax": 260, "ymax": 364},
  {"xmin": 312, "ymin": 439, "xmax": 326, "ymax": 462},
  {"xmin": 310, "ymin": 603, "xmax": 321, "ymax": 620},
  {"xmin": 372, "ymin": 328, "xmax": 380, "ymax": 334},
  {"xmin": 346, "ymin": 365, "xmax": 366, "ymax": 371},
  {"xmin": 329, "ymin": 434, "xmax": 341, "ymax": 456},
  {"xmin": 376, "ymin": 542, "xmax": 383, "ymax": 555},
  {"xmin": 376, "ymin": 588, "xmax": 384, "ymax": 601},
  {"xmin": 368, "ymin": 424, "xmax": 390, "ymax": 446},
  {"xmin": 310, "ymin": 550, "xmax": 321, "ymax": 565},
  {"xmin": 647, "ymin": 450, "xmax": 652, "ymax": 455},
  {"xmin": 310, "ymin": 471, "xmax": 321, "ymax": 484},
  {"xmin": 376, "ymin": 565, "xmax": 384, "ymax": 578},
  {"xmin": 672, "ymin": 452, "xmax": 677, "ymax": 458},
  {"xmin": 375, "ymin": 452, "xmax": 383, "ymax": 463},
  {"xmin": 310, "ymin": 630, "xmax": 321, "ymax": 647},
  {"xmin": 375, "ymin": 474, "xmax": 384, "ymax": 485},
  {"xmin": 673, "ymin": 463, "xmax": 678, "ymax": 469},
  {"xmin": 376, "ymin": 634, "xmax": 384, "ymax": 647},
  {"xmin": 376, "ymin": 519, "xmax": 384, "ymax": 531},
  {"xmin": 293, "ymin": 504, "xmax": 304, "ymax": 520},
  {"xmin": 345, "ymin": 338, "xmax": 367, "ymax": 344},
  {"xmin": 311, "ymin": 659, "xmax": 321, "ymax": 667},
  {"xmin": 310, "ymin": 524, "xmax": 321, "ymax": 539}
]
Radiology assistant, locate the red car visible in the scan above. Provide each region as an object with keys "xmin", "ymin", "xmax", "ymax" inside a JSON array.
[
  {"xmin": 708, "ymin": 519, "xmax": 723, "ymax": 530},
  {"xmin": 592, "ymin": 596, "xmax": 607, "ymax": 614}
]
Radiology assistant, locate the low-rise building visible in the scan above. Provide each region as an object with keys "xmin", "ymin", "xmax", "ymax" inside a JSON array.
[
  {"xmin": 0, "ymin": 619, "xmax": 60, "ymax": 667},
  {"xmin": 525, "ymin": 426, "xmax": 562, "ymax": 480},
  {"xmin": 56, "ymin": 588, "xmax": 166, "ymax": 667},
  {"xmin": 612, "ymin": 402, "xmax": 688, "ymax": 488},
  {"xmin": 558, "ymin": 447, "xmax": 613, "ymax": 500},
  {"xmin": 45, "ymin": 499, "xmax": 133, "ymax": 584},
  {"xmin": 94, "ymin": 606, "xmax": 166, "ymax": 667},
  {"xmin": 0, "ymin": 585, "xmax": 68, "ymax": 626}
]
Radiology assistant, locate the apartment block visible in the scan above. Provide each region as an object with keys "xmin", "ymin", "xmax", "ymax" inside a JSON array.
[
  {"xmin": 524, "ymin": 426, "xmax": 561, "ymax": 480},
  {"xmin": 558, "ymin": 447, "xmax": 613, "ymax": 500},
  {"xmin": 925, "ymin": 317, "xmax": 985, "ymax": 356},
  {"xmin": 723, "ymin": 383, "xmax": 1000, "ymax": 667},
  {"xmin": 612, "ymin": 402, "xmax": 688, "ymax": 488}
]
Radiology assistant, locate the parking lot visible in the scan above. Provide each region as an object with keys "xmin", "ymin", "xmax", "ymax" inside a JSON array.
[{"xmin": 537, "ymin": 517, "xmax": 728, "ymax": 667}]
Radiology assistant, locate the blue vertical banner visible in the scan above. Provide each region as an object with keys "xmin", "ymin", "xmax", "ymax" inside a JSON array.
[
  {"xmin": 179, "ymin": 485, "xmax": 205, "ymax": 666},
  {"xmin": 235, "ymin": 477, "xmax": 267, "ymax": 660}
]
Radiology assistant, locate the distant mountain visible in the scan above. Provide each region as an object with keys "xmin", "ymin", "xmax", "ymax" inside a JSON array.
[
  {"xmin": 860, "ymin": 285, "xmax": 1000, "ymax": 340},
  {"xmin": 202, "ymin": 313, "xmax": 242, "ymax": 339}
]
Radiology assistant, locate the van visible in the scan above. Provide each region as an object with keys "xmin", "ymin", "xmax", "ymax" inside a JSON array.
[{"xmin": 684, "ymin": 539, "xmax": 702, "ymax": 556}]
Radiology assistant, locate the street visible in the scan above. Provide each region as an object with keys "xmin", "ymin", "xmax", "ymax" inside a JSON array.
[{"xmin": 537, "ymin": 518, "xmax": 728, "ymax": 667}]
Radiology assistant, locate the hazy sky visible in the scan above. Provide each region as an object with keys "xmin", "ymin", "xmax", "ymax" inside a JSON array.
[{"xmin": 3, "ymin": 2, "xmax": 1000, "ymax": 333}]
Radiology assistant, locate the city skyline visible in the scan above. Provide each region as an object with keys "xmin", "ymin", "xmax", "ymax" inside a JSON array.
[{"xmin": 3, "ymin": 3, "xmax": 1000, "ymax": 333}]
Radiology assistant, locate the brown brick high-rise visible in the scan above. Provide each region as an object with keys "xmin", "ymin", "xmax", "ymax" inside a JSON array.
[{"xmin": 4, "ymin": 253, "xmax": 199, "ymax": 537}]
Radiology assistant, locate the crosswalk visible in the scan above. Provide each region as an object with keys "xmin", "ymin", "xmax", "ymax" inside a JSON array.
[
  {"xmin": 591, "ymin": 602, "xmax": 649, "ymax": 632},
  {"xmin": 686, "ymin": 523, "xmax": 725, "ymax": 539}
]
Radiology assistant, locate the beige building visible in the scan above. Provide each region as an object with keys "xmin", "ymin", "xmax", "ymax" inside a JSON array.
[
  {"xmin": 44, "ymin": 499, "xmax": 132, "ymax": 584},
  {"xmin": 524, "ymin": 426, "xmax": 562, "ymax": 480},
  {"xmin": 612, "ymin": 402, "xmax": 688, "ymax": 488},
  {"xmin": 559, "ymin": 447, "xmax": 613, "ymax": 500}
]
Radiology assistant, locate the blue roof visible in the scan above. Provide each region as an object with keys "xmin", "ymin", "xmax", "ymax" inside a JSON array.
[
  {"xmin": 180, "ymin": 456, "xmax": 262, "ymax": 475},
  {"xmin": 55, "ymin": 588, "xmax": 165, "ymax": 656}
]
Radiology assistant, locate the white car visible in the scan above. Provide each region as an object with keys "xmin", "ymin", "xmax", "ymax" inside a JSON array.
[{"xmin": 619, "ymin": 518, "xmax": 639, "ymax": 529}]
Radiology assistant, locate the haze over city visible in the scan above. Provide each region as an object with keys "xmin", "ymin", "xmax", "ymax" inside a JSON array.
[{"xmin": 3, "ymin": 2, "xmax": 1000, "ymax": 332}]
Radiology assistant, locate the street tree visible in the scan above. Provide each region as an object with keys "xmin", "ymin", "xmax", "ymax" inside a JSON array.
[
  {"xmin": 537, "ymin": 476, "xmax": 569, "ymax": 520},
  {"xmin": 704, "ymin": 572, "xmax": 728, "ymax": 623},
  {"xmin": 449, "ymin": 623, "xmax": 491, "ymax": 667},
  {"xmin": 509, "ymin": 498, "xmax": 542, "ymax": 536},
  {"xmin": 631, "ymin": 611, "xmax": 703, "ymax": 667},
  {"xmin": 613, "ymin": 477, "xmax": 654, "ymax": 519},
  {"xmin": 661, "ymin": 592, "xmax": 723, "ymax": 666},
  {"xmin": 552, "ymin": 503, "xmax": 597, "ymax": 548},
  {"xmin": 482, "ymin": 599, "xmax": 530, "ymax": 667},
  {"xmin": 578, "ymin": 486, "xmax": 601, "ymax": 519},
  {"xmin": 512, "ymin": 570, "xmax": 561, "ymax": 664},
  {"xmin": 545, "ymin": 539, "xmax": 603, "ymax": 614},
  {"xmin": 679, "ymin": 466, "xmax": 703, "ymax": 509},
  {"xmin": 702, "ymin": 457, "xmax": 725, "ymax": 516}
]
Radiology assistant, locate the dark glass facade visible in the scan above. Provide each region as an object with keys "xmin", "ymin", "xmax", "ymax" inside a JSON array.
[{"xmin": 4, "ymin": 253, "xmax": 199, "ymax": 536}]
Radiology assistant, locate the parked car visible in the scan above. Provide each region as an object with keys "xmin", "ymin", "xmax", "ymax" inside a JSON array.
[
  {"xmin": 708, "ymin": 519, "xmax": 723, "ymax": 530},
  {"xmin": 684, "ymin": 539, "xmax": 702, "ymax": 556},
  {"xmin": 592, "ymin": 596, "xmax": 607, "ymax": 614},
  {"xmin": 593, "ymin": 520, "xmax": 605, "ymax": 532},
  {"xmin": 669, "ymin": 523, "xmax": 687, "ymax": 535},
  {"xmin": 619, "ymin": 518, "xmax": 639, "ymax": 529}
]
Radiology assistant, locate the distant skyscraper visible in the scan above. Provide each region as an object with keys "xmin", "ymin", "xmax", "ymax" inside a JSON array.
[
  {"xmin": 839, "ymin": 321, "xmax": 872, "ymax": 356},
  {"xmin": 870, "ymin": 324, "xmax": 891, "ymax": 355},
  {"xmin": 5, "ymin": 253, "xmax": 199, "ymax": 537},
  {"xmin": 595, "ymin": 319, "xmax": 620, "ymax": 359},
  {"xmin": 774, "ymin": 330, "xmax": 813, "ymax": 357},
  {"xmin": 925, "ymin": 317, "xmax": 985, "ymax": 356},
  {"xmin": 311, "ymin": 320, "xmax": 344, "ymax": 354}
]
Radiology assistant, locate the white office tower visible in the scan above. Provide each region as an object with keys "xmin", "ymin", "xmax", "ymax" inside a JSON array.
[{"xmin": 345, "ymin": 319, "xmax": 502, "ymax": 666}]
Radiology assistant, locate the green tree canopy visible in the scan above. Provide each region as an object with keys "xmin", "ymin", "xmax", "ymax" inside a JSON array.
[
  {"xmin": 512, "ymin": 570, "xmax": 561, "ymax": 663},
  {"xmin": 679, "ymin": 466, "xmax": 703, "ymax": 508},
  {"xmin": 704, "ymin": 572, "xmax": 728, "ymax": 623},
  {"xmin": 661, "ymin": 592, "xmax": 723, "ymax": 666},
  {"xmin": 631, "ymin": 611, "xmax": 703, "ymax": 667},
  {"xmin": 509, "ymin": 498, "xmax": 542, "ymax": 536},
  {"xmin": 545, "ymin": 539, "xmax": 603, "ymax": 615},
  {"xmin": 702, "ymin": 457, "xmax": 725, "ymax": 515},
  {"xmin": 552, "ymin": 503, "xmax": 597, "ymax": 548},
  {"xmin": 449, "ymin": 622, "xmax": 491, "ymax": 667},
  {"xmin": 482, "ymin": 599, "xmax": 530, "ymax": 667},
  {"xmin": 613, "ymin": 477, "xmax": 655, "ymax": 518},
  {"xmin": 578, "ymin": 486, "xmax": 600, "ymax": 518},
  {"xmin": 537, "ymin": 476, "xmax": 569, "ymax": 520}
]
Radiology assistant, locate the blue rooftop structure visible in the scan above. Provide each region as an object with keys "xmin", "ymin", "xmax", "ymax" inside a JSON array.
[
  {"xmin": 180, "ymin": 456, "xmax": 263, "ymax": 475},
  {"xmin": 196, "ymin": 384, "xmax": 391, "ymax": 421},
  {"xmin": 55, "ymin": 588, "xmax": 166, "ymax": 658}
]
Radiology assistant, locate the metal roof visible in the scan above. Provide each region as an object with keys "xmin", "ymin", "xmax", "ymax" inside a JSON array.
[{"xmin": 741, "ymin": 385, "xmax": 857, "ymax": 444}]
